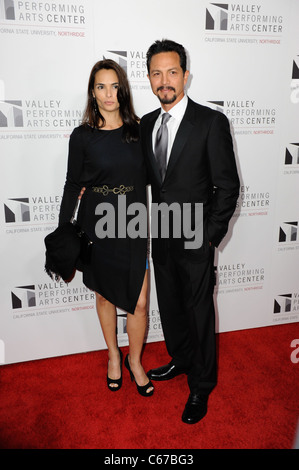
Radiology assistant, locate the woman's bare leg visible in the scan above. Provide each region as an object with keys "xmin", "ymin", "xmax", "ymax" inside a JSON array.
[
  {"xmin": 126, "ymin": 271, "xmax": 154, "ymax": 393},
  {"xmin": 96, "ymin": 293, "xmax": 121, "ymax": 388}
]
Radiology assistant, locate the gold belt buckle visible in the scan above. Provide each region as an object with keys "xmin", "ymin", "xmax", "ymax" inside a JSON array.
[{"xmin": 92, "ymin": 185, "xmax": 134, "ymax": 196}]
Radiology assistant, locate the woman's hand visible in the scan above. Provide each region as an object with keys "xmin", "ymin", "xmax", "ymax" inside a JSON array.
[{"xmin": 78, "ymin": 187, "xmax": 86, "ymax": 199}]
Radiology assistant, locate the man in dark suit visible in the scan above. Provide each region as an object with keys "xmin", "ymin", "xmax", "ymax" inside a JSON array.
[{"xmin": 140, "ymin": 39, "xmax": 240, "ymax": 424}]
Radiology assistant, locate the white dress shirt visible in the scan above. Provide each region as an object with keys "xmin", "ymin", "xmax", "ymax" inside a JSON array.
[{"xmin": 152, "ymin": 94, "xmax": 188, "ymax": 164}]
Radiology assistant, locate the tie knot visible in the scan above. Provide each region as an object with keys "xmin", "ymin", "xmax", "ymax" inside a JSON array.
[{"xmin": 161, "ymin": 113, "xmax": 171, "ymax": 125}]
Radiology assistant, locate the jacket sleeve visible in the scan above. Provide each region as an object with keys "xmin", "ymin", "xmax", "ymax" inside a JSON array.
[
  {"xmin": 59, "ymin": 127, "xmax": 85, "ymax": 225},
  {"xmin": 206, "ymin": 112, "xmax": 240, "ymax": 247}
]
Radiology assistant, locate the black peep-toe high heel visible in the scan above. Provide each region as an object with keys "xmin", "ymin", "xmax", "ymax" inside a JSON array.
[
  {"xmin": 124, "ymin": 354, "xmax": 154, "ymax": 397},
  {"xmin": 107, "ymin": 348, "xmax": 123, "ymax": 392}
]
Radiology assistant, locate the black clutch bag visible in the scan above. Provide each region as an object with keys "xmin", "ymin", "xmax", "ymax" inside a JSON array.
[{"xmin": 44, "ymin": 197, "xmax": 93, "ymax": 282}]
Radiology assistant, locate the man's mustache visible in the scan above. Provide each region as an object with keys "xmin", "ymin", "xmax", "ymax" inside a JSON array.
[{"xmin": 157, "ymin": 86, "xmax": 175, "ymax": 92}]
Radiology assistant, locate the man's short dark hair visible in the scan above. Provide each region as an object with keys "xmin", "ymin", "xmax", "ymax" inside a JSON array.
[{"xmin": 146, "ymin": 39, "xmax": 187, "ymax": 74}]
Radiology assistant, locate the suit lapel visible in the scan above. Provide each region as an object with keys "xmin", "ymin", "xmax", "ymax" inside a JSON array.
[
  {"xmin": 165, "ymin": 98, "xmax": 195, "ymax": 181},
  {"xmin": 145, "ymin": 109, "xmax": 162, "ymax": 184}
]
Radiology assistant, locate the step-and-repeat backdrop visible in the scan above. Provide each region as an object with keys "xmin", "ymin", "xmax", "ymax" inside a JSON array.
[{"xmin": 1, "ymin": 0, "xmax": 298, "ymax": 364}]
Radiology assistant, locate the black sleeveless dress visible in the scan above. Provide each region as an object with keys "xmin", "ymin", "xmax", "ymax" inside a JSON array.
[{"xmin": 59, "ymin": 125, "xmax": 147, "ymax": 314}]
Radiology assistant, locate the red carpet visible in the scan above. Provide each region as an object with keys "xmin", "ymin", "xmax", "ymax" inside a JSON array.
[{"xmin": 0, "ymin": 323, "xmax": 298, "ymax": 450}]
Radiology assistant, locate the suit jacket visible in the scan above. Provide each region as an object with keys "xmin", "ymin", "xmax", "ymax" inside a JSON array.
[{"xmin": 140, "ymin": 97, "xmax": 240, "ymax": 263}]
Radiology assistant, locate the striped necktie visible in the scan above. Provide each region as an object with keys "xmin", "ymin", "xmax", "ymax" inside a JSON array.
[{"xmin": 154, "ymin": 113, "xmax": 171, "ymax": 181}]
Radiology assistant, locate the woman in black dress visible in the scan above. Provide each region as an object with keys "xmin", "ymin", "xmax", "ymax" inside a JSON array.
[{"xmin": 59, "ymin": 60, "xmax": 153, "ymax": 396}]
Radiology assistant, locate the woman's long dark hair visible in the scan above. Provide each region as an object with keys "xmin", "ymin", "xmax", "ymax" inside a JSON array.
[{"xmin": 82, "ymin": 59, "xmax": 139, "ymax": 143}]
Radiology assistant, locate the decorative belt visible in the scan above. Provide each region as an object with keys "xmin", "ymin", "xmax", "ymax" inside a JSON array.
[{"xmin": 92, "ymin": 185, "xmax": 134, "ymax": 196}]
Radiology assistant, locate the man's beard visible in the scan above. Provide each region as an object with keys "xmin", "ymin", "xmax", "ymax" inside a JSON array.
[{"xmin": 157, "ymin": 86, "xmax": 177, "ymax": 105}]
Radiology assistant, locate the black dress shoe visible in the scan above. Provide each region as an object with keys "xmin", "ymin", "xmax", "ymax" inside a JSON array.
[
  {"xmin": 182, "ymin": 393, "xmax": 208, "ymax": 424},
  {"xmin": 147, "ymin": 362, "xmax": 188, "ymax": 381}
]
